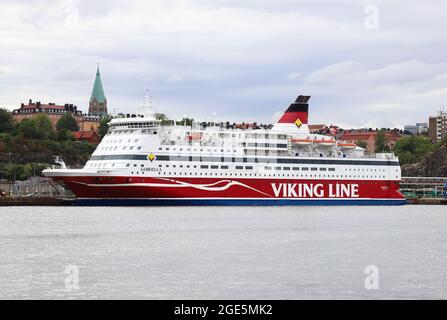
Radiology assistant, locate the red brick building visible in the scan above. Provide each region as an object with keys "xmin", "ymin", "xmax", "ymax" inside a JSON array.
[
  {"xmin": 340, "ymin": 130, "xmax": 401, "ymax": 154},
  {"xmin": 12, "ymin": 100, "xmax": 102, "ymax": 133},
  {"xmin": 72, "ymin": 131, "xmax": 101, "ymax": 144}
]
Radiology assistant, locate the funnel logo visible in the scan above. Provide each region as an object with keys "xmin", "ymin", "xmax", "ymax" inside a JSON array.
[{"xmin": 294, "ymin": 118, "xmax": 303, "ymax": 128}]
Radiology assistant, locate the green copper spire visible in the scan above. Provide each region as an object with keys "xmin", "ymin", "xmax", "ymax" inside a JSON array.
[{"xmin": 90, "ymin": 66, "xmax": 106, "ymax": 104}]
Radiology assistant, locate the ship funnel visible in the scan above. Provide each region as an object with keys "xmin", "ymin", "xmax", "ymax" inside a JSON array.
[{"xmin": 277, "ymin": 95, "xmax": 310, "ymax": 124}]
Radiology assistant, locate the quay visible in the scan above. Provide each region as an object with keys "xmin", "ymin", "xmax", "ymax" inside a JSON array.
[{"xmin": 0, "ymin": 197, "xmax": 73, "ymax": 206}]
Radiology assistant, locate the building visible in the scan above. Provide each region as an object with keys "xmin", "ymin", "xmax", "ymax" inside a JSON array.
[
  {"xmin": 429, "ymin": 111, "xmax": 447, "ymax": 142},
  {"xmin": 340, "ymin": 130, "xmax": 401, "ymax": 154},
  {"xmin": 12, "ymin": 100, "xmax": 101, "ymax": 132},
  {"xmin": 73, "ymin": 130, "xmax": 101, "ymax": 144},
  {"xmin": 88, "ymin": 66, "xmax": 108, "ymax": 116},
  {"xmin": 404, "ymin": 123, "xmax": 428, "ymax": 135},
  {"xmin": 308, "ymin": 124, "xmax": 327, "ymax": 133},
  {"xmin": 13, "ymin": 100, "xmax": 83, "ymax": 127}
]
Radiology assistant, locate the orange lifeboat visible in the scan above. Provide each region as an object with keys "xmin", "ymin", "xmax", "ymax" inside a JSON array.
[
  {"xmin": 291, "ymin": 137, "xmax": 313, "ymax": 145},
  {"xmin": 337, "ymin": 141, "xmax": 357, "ymax": 149},
  {"xmin": 185, "ymin": 132, "xmax": 203, "ymax": 142},
  {"xmin": 313, "ymin": 138, "xmax": 336, "ymax": 146}
]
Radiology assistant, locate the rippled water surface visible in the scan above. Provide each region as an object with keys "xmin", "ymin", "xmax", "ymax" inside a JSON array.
[{"xmin": 0, "ymin": 205, "xmax": 446, "ymax": 299}]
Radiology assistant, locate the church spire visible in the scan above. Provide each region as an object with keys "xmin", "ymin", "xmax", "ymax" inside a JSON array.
[{"xmin": 89, "ymin": 65, "xmax": 108, "ymax": 116}]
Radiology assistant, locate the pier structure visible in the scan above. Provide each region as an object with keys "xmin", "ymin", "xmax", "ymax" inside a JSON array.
[{"xmin": 400, "ymin": 177, "xmax": 447, "ymax": 199}]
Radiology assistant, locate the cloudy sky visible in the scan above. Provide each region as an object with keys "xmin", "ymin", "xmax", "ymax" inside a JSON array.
[{"xmin": 0, "ymin": 0, "xmax": 446, "ymax": 128}]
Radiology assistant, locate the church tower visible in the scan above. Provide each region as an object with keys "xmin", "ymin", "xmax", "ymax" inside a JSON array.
[{"xmin": 88, "ymin": 66, "xmax": 108, "ymax": 116}]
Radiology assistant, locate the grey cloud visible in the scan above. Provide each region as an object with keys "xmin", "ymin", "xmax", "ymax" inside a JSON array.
[{"xmin": 0, "ymin": 0, "xmax": 445, "ymax": 128}]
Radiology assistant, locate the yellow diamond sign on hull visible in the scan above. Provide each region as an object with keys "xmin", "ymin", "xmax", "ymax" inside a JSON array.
[
  {"xmin": 294, "ymin": 118, "xmax": 303, "ymax": 128},
  {"xmin": 147, "ymin": 153, "xmax": 156, "ymax": 161}
]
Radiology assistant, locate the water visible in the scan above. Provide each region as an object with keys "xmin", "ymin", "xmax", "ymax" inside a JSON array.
[{"xmin": 0, "ymin": 205, "xmax": 446, "ymax": 299}]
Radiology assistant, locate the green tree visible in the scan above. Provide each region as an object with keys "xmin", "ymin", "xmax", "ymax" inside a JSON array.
[
  {"xmin": 15, "ymin": 118, "xmax": 39, "ymax": 139},
  {"xmin": 375, "ymin": 130, "xmax": 389, "ymax": 152},
  {"xmin": 177, "ymin": 118, "xmax": 194, "ymax": 126},
  {"xmin": 0, "ymin": 108, "xmax": 14, "ymax": 133},
  {"xmin": 56, "ymin": 129, "xmax": 74, "ymax": 141},
  {"xmin": 155, "ymin": 113, "xmax": 167, "ymax": 120},
  {"xmin": 356, "ymin": 140, "xmax": 367, "ymax": 149},
  {"xmin": 33, "ymin": 114, "xmax": 54, "ymax": 140},
  {"xmin": 394, "ymin": 135, "xmax": 436, "ymax": 165},
  {"xmin": 4, "ymin": 164, "xmax": 24, "ymax": 181},
  {"xmin": 56, "ymin": 113, "xmax": 79, "ymax": 132},
  {"xmin": 98, "ymin": 117, "xmax": 111, "ymax": 139}
]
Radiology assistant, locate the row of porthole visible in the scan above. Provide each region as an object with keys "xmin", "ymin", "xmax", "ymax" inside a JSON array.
[
  {"xmin": 127, "ymin": 171, "xmax": 389, "ymax": 179},
  {"xmin": 103, "ymin": 139, "xmax": 140, "ymax": 144},
  {"xmin": 97, "ymin": 146, "xmax": 142, "ymax": 152}
]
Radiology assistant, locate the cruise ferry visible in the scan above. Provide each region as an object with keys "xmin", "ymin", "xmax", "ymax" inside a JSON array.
[{"xmin": 43, "ymin": 94, "xmax": 406, "ymax": 205}]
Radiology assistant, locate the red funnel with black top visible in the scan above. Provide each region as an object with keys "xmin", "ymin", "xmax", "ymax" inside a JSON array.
[{"xmin": 277, "ymin": 95, "xmax": 310, "ymax": 124}]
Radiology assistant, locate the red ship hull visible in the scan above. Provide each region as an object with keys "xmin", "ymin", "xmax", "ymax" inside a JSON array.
[{"xmin": 53, "ymin": 175, "xmax": 407, "ymax": 206}]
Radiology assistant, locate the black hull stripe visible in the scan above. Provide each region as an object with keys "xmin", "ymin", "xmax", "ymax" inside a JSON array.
[{"xmin": 90, "ymin": 154, "xmax": 400, "ymax": 166}]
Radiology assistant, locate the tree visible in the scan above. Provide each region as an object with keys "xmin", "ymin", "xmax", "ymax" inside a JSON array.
[
  {"xmin": 394, "ymin": 135, "xmax": 436, "ymax": 165},
  {"xmin": 0, "ymin": 108, "xmax": 14, "ymax": 133},
  {"xmin": 98, "ymin": 117, "xmax": 111, "ymax": 139},
  {"xmin": 375, "ymin": 130, "xmax": 389, "ymax": 153},
  {"xmin": 177, "ymin": 118, "xmax": 194, "ymax": 126},
  {"xmin": 56, "ymin": 113, "xmax": 79, "ymax": 132},
  {"xmin": 356, "ymin": 140, "xmax": 367, "ymax": 149},
  {"xmin": 15, "ymin": 118, "xmax": 39, "ymax": 139},
  {"xmin": 33, "ymin": 114, "xmax": 54, "ymax": 140},
  {"xmin": 57, "ymin": 129, "xmax": 74, "ymax": 141},
  {"xmin": 155, "ymin": 113, "xmax": 167, "ymax": 121},
  {"xmin": 4, "ymin": 164, "xmax": 24, "ymax": 181}
]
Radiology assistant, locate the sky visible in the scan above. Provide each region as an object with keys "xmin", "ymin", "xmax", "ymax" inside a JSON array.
[{"xmin": 0, "ymin": 0, "xmax": 446, "ymax": 128}]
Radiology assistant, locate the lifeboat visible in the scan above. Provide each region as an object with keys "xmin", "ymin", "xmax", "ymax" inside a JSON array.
[
  {"xmin": 185, "ymin": 132, "xmax": 203, "ymax": 142},
  {"xmin": 313, "ymin": 138, "xmax": 336, "ymax": 147},
  {"xmin": 291, "ymin": 137, "xmax": 313, "ymax": 145},
  {"xmin": 337, "ymin": 141, "xmax": 357, "ymax": 149}
]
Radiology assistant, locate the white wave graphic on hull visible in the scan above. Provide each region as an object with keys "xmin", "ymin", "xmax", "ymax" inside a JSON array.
[{"xmin": 72, "ymin": 178, "xmax": 273, "ymax": 198}]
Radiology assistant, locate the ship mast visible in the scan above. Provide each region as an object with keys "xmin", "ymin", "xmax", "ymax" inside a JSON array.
[{"xmin": 140, "ymin": 89, "xmax": 155, "ymax": 120}]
